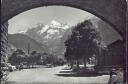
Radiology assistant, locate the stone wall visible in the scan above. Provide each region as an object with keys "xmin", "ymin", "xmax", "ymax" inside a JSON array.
[{"xmin": 0, "ymin": 22, "xmax": 8, "ymax": 63}]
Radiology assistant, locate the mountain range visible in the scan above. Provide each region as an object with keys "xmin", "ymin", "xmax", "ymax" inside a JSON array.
[
  {"xmin": 8, "ymin": 34, "xmax": 47, "ymax": 54},
  {"xmin": 8, "ymin": 18, "xmax": 122, "ymax": 57},
  {"xmin": 20, "ymin": 20, "xmax": 70, "ymax": 56}
]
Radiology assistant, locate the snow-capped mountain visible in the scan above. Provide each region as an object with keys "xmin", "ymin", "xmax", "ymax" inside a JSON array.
[
  {"xmin": 18, "ymin": 20, "xmax": 70, "ymax": 56},
  {"xmin": 25, "ymin": 20, "xmax": 69, "ymax": 40},
  {"xmin": 37, "ymin": 20, "xmax": 69, "ymax": 37},
  {"xmin": 17, "ymin": 19, "xmax": 122, "ymax": 56}
]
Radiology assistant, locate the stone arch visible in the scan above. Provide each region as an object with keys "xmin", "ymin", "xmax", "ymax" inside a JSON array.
[{"xmin": 1, "ymin": 0, "xmax": 127, "ymax": 37}]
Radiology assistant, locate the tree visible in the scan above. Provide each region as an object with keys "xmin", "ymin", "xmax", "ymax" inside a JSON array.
[
  {"xmin": 65, "ymin": 36, "xmax": 77, "ymax": 69},
  {"xmin": 28, "ymin": 51, "xmax": 37, "ymax": 67},
  {"xmin": 65, "ymin": 20, "xmax": 101, "ymax": 69},
  {"xmin": 28, "ymin": 51, "xmax": 44, "ymax": 67},
  {"xmin": 8, "ymin": 49, "xmax": 27, "ymax": 65}
]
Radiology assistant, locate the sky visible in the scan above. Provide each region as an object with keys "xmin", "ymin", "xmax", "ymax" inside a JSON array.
[
  {"xmin": 8, "ymin": 5, "xmax": 122, "ymax": 45},
  {"xmin": 8, "ymin": 6, "xmax": 94, "ymax": 34}
]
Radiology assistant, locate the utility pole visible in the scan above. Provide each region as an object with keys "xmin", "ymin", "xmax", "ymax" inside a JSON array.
[
  {"xmin": 97, "ymin": 42, "xmax": 101, "ymax": 67},
  {"xmin": 28, "ymin": 42, "xmax": 30, "ymax": 55}
]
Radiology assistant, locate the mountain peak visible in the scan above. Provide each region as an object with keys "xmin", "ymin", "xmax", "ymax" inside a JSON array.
[{"xmin": 51, "ymin": 20, "xmax": 61, "ymax": 27}]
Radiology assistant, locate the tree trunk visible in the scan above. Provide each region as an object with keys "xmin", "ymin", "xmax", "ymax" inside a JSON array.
[
  {"xmin": 83, "ymin": 58, "xmax": 86, "ymax": 68},
  {"xmin": 76, "ymin": 60, "xmax": 80, "ymax": 70},
  {"xmin": 69, "ymin": 60, "xmax": 73, "ymax": 69}
]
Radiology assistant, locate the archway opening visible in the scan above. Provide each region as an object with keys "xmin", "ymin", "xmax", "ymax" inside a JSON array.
[{"xmin": 1, "ymin": 6, "xmax": 125, "ymax": 84}]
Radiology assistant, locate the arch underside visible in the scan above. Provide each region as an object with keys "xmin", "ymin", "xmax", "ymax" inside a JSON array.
[{"xmin": 1, "ymin": 0, "xmax": 127, "ymax": 37}]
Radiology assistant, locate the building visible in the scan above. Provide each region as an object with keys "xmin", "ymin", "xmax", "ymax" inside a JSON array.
[{"xmin": 97, "ymin": 40, "xmax": 125, "ymax": 68}]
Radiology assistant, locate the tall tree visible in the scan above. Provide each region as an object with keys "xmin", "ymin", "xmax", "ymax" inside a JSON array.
[{"xmin": 65, "ymin": 20, "xmax": 101, "ymax": 68}]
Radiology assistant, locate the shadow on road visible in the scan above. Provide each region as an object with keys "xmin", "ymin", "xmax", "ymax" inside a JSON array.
[
  {"xmin": 56, "ymin": 73, "xmax": 103, "ymax": 77},
  {"xmin": 56, "ymin": 70, "xmax": 104, "ymax": 77},
  {"xmin": 5, "ymin": 81, "xmax": 63, "ymax": 84},
  {"xmin": 59, "ymin": 71, "xmax": 73, "ymax": 73}
]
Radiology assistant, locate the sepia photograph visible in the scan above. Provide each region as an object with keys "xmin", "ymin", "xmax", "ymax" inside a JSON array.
[{"xmin": 1, "ymin": 0, "xmax": 128, "ymax": 84}]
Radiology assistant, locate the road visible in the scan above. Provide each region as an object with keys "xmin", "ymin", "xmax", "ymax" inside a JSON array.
[{"xmin": 6, "ymin": 65, "xmax": 109, "ymax": 84}]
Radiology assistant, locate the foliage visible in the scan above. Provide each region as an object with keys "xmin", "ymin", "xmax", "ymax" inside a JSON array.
[
  {"xmin": 27, "ymin": 51, "xmax": 42, "ymax": 66},
  {"xmin": 64, "ymin": 20, "xmax": 102, "ymax": 67},
  {"xmin": 9, "ymin": 49, "xmax": 65, "ymax": 67},
  {"xmin": 8, "ymin": 49, "xmax": 28, "ymax": 65}
]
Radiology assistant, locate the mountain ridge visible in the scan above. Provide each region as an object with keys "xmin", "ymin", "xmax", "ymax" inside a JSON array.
[
  {"xmin": 15, "ymin": 19, "xmax": 122, "ymax": 56},
  {"xmin": 8, "ymin": 34, "xmax": 48, "ymax": 54}
]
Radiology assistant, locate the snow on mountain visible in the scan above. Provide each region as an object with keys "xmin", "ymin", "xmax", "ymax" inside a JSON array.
[
  {"xmin": 18, "ymin": 30, "xmax": 27, "ymax": 34},
  {"xmin": 35, "ymin": 20, "xmax": 70, "ymax": 40},
  {"xmin": 50, "ymin": 20, "xmax": 69, "ymax": 30},
  {"xmin": 18, "ymin": 20, "xmax": 70, "ymax": 37},
  {"xmin": 15, "ymin": 18, "xmax": 122, "ymax": 57},
  {"xmin": 47, "ymin": 29, "xmax": 59, "ymax": 34},
  {"xmin": 24, "ymin": 20, "xmax": 68, "ymax": 38},
  {"xmin": 18, "ymin": 20, "xmax": 70, "ymax": 56},
  {"xmin": 38, "ymin": 25, "xmax": 49, "ymax": 34},
  {"xmin": 51, "ymin": 20, "xmax": 61, "ymax": 27}
]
